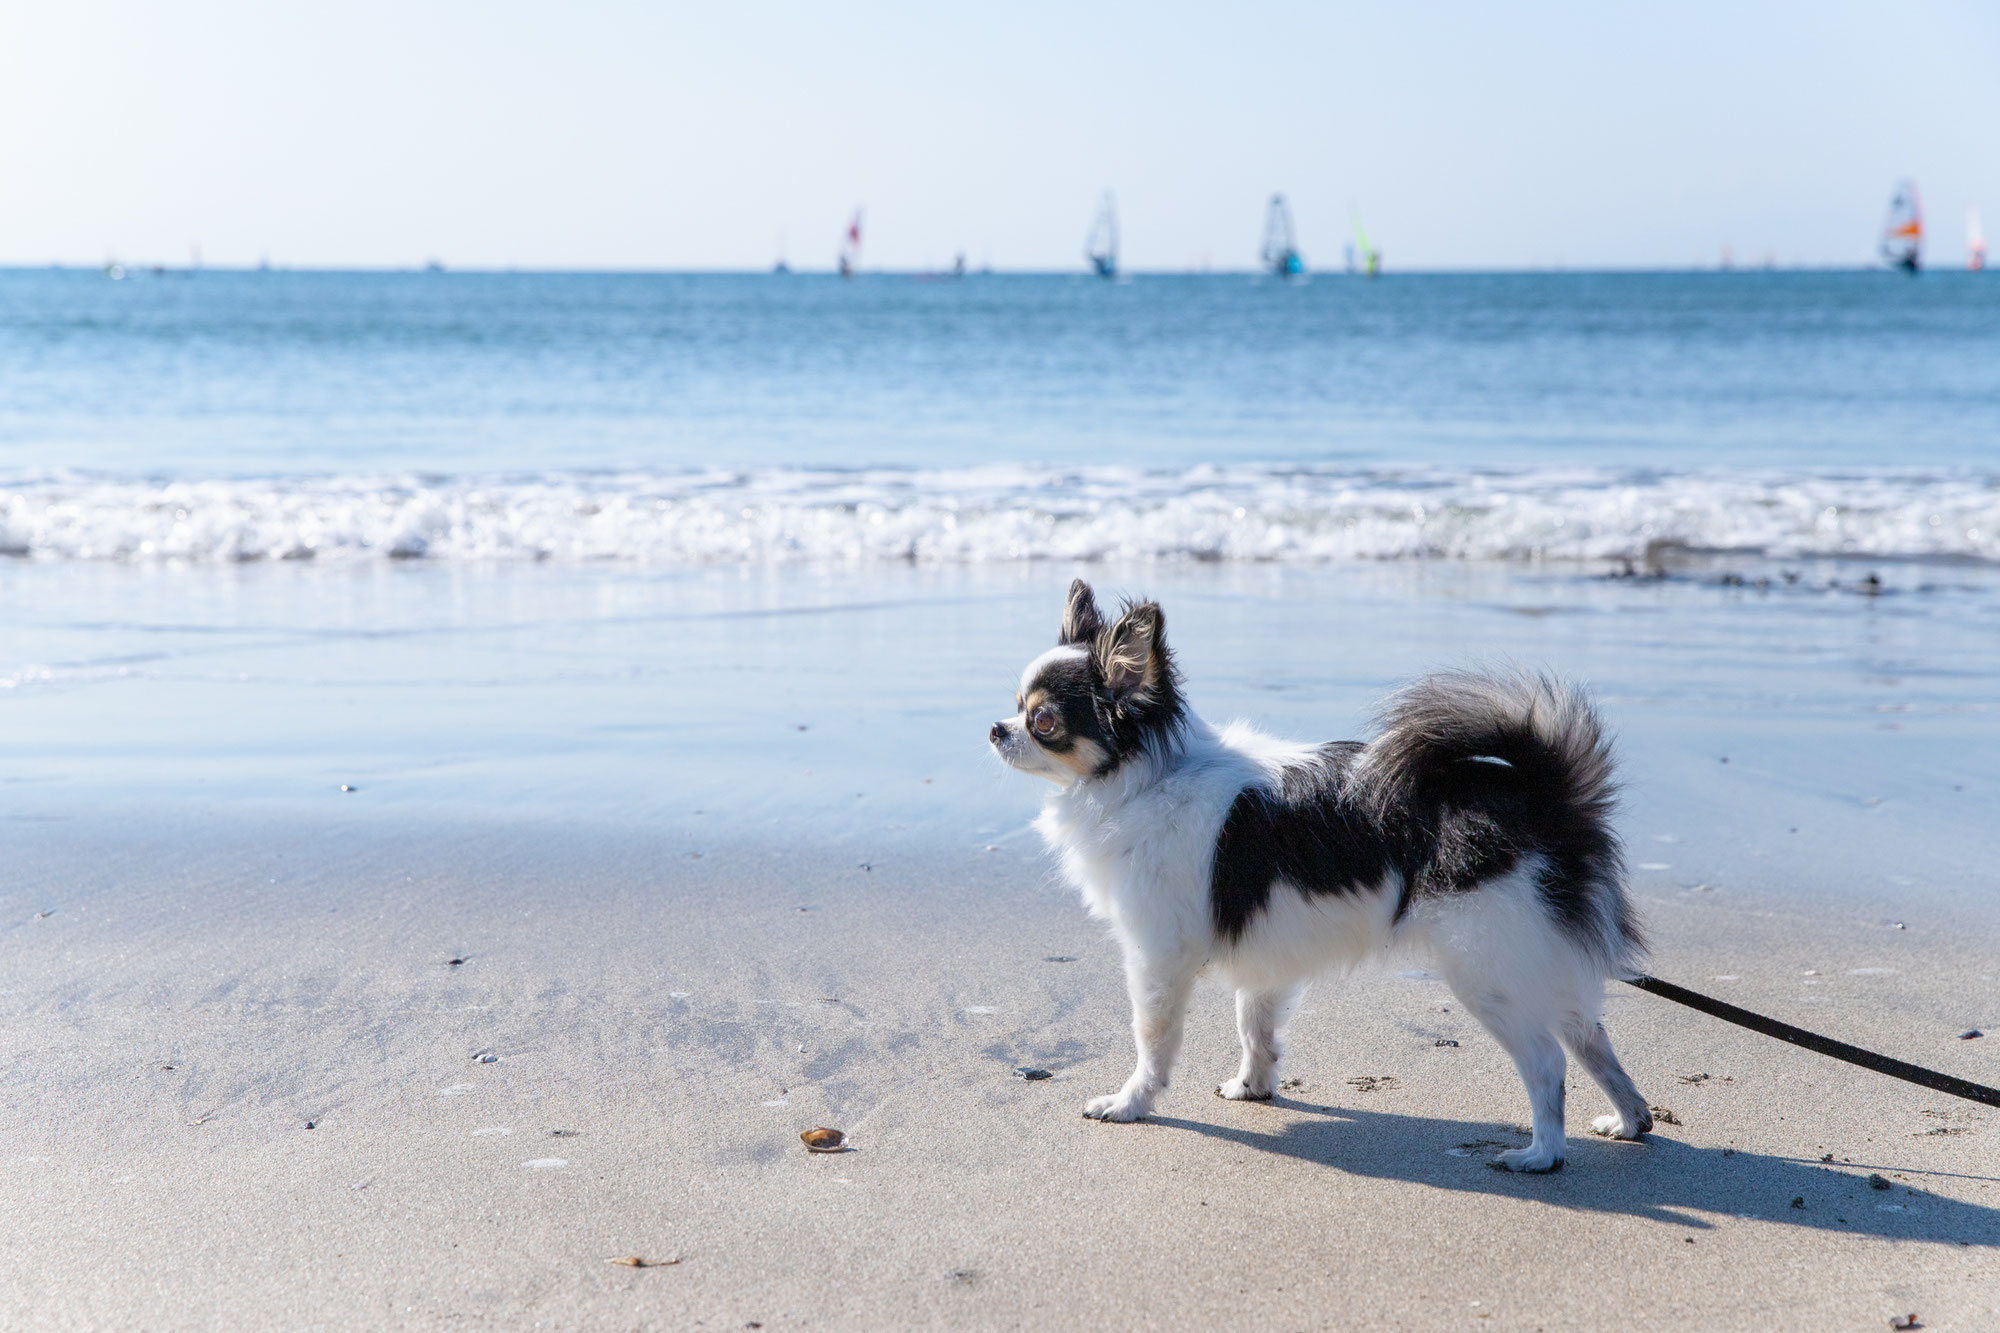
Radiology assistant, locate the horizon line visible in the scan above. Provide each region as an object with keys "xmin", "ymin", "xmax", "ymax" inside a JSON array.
[{"xmin": 0, "ymin": 262, "xmax": 1927, "ymax": 278}]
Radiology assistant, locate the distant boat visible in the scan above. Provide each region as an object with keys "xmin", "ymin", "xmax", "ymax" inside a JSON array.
[
  {"xmin": 838, "ymin": 211, "xmax": 863, "ymax": 279},
  {"xmin": 1970, "ymin": 206, "xmax": 1988, "ymax": 272},
  {"xmin": 773, "ymin": 259, "xmax": 791, "ymax": 274},
  {"xmin": 916, "ymin": 253, "xmax": 968, "ymax": 283},
  {"xmin": 1880, "ymin": 180, "xmax": 1923, "ymax": 273},
  {"xmin": 1350, "ymin": 208, "xmax": 1381, "ymax": 278},
  {"xmin": 1260, "ymin": 194, "xmax": 1304, "ymax": 278},
  {"xmin": 1085, "ymin": 192, "xmax": 1119, "ymax": 278}
]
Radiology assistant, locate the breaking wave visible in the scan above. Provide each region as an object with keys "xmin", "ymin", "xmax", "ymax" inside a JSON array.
[{"xmin": 3, "ymin": 465, "xmax": 1997, "ymax": 566}]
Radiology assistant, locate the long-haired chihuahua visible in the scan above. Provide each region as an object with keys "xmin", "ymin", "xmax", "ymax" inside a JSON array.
[{"xmin": 989, "ymin": 580, "xmax": 1651, "ymax": 1171}]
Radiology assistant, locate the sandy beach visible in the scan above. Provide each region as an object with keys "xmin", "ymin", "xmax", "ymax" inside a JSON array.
[
  {"xmin": 5, "ymin": 813, "xmax": 1996, "ymax": 1331},
  {"xmin": 4, "ymin": 560, "xmax": 1997, "ymax": 1331}
]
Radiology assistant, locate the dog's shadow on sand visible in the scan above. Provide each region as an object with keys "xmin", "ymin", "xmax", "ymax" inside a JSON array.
[{"xmin": 1148, "ymin": 1100, "xmax": 2000, "ymax": 1246}]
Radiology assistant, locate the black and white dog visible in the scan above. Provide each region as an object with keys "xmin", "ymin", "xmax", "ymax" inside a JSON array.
[{"xmin": 989, "ymin": 580, "xmax": 1651, "ymax": 1172}]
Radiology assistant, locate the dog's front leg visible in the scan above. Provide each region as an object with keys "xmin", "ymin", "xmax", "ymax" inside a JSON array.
[{"xmin": 1083, "ymin": 949, "xmax": 1202, "ymax": 1122}]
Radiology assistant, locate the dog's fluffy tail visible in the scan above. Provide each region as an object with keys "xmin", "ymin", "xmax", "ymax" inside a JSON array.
[{"xmin": 1362, "ymin": 669, "xmax": 1643, "ymax": 975}]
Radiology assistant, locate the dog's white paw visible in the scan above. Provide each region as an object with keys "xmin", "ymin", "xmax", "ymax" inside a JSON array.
[
  {"xmin": 1494, "ymin": 1144, "xmax": 1564, "ymax": 1173},
  {"xmin": 1215, "ymin": 1076, "xmax": 1273, "ymax": 1101},
  {"xmin": 1590, "ymin": 1111, "xmax": 1649, "ymax": 1140},
  {"xmin": 1082, "ymin": 1091, "xmax": 1152, "ymax": 1122}
]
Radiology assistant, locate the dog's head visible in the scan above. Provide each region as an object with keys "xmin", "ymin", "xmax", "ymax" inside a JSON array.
[{"xmin": 988, "ymin": 579, "xmax": 1184, "ymax": 784}]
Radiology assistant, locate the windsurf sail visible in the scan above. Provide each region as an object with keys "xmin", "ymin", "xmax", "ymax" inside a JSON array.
[
  {"xmin": 1261, "ymin": 194, "xmax": 1304, "ymax": 277},
  {"xmin": 1350, "ymin": 208, "xmax": 1381, "ymax": 278},
  {"xmin": 1085, "ymin": 192, "xmax": 1119, "ymax": 279},
  {"xmin": 1970, "ymin": 206, "xmax": 1988, "ymax": 272},
  {"xmin": 838, "ymin": 211, "xmax": 863, "ymax": 278},
  {"xmin": 1880, "ymin": 180, "xmax": 1922, "ymax": 273}
]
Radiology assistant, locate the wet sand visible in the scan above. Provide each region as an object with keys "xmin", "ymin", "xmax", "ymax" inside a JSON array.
[{"xmin": 4, "ymin": 805, "xmax": 1996, "ymax": 1331}]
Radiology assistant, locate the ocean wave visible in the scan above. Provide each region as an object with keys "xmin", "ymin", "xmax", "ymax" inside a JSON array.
[{"xmin": 2, "ymin": 466, "xmax": 1996, "ymax": 566}]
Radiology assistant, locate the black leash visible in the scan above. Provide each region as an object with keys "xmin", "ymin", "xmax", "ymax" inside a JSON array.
[{"xmin": 1625, "ymin": 974, "xmax": 2000, "ymax": 1110}]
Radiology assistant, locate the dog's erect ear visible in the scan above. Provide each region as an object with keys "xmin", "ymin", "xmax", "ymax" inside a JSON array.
[
  {"xmin": 1059, "ymin": 578, "xmax": 1103, "ymax": 646},
  {"xmin": 1097, "ymin": 601, "xmax": 1168, "ymax": 701}
]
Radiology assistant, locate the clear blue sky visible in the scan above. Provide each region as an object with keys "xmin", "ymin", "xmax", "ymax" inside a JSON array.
[{"xmin": 1, "ymin": 1, "xmax": 1994, "ymax": 271}]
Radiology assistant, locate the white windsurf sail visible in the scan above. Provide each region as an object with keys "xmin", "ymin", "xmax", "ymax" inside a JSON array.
[{"xmin": 1085, "ymin": 192, "xmax": 1118, "ymax": 279}]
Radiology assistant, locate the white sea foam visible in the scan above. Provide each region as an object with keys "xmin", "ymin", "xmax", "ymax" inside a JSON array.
[{"xmin": 2, "ymin": 466, "xmax": 1996, "ymax": 566}]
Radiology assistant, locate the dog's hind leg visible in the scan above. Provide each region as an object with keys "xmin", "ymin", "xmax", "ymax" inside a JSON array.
[
  {"xmin": 1217, "ymin": 984, "xmax": 1303, "ymax": 1101},
  {"xmin": 1449, "ymin": 985, "xmax": 1569, "ymax": 1172},
  {"xmin": 1083, "ymin": 949, "xmax": 1203, "ymax": 1123},
  {"xmin": 1567, "ymin": 1019, "xmax": 1652, "ymax": 1140}
]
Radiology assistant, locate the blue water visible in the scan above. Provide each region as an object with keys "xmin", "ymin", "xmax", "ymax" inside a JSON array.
[
  {"xmin": 6, "ymin": 268, "xmax": 1998, "ymax": 477},
  {"xmin": 3, "ymin": 266, "xmax": 1998, "ymax": 910}
]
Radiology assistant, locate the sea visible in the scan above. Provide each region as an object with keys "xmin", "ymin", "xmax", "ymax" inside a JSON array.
[
  {"xmin": 4, "ymin": 269, "xmax": 2000, "ymax": 563},
  {"xmin": 4, "ymin": 268, "xmax": 1998, "ymax": 908}
]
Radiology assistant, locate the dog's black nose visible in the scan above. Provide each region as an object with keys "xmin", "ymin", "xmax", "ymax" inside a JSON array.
[{"xmin": 989, "ymin": 721, "xmax": 1008, "ymax": 746}]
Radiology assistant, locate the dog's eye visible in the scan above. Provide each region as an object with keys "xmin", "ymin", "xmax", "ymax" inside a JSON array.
[{"xmin": 1029, "ymin": 705, "xmax": 1059, "ymax": 738}]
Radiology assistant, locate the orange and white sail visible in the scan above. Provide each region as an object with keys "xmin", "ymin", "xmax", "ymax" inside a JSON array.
[{"xmin": 1880, "ymin": 180, "xmax": 1922, "ymax": 272}]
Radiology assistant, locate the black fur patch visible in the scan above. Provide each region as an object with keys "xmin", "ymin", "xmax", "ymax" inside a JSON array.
[{"xmin": 1211, "ymin": 744, "xmax": 1393, "ymax": 942}]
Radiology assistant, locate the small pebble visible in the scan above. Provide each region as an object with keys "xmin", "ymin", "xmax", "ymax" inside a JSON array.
[
  {"xmin": 1043, "ymin": 955, "xmax": 1078, "ymax": 963},
  {"xmin": 1013, "ymin": 1067, "xmax": 1053, "ymax": 1081},
  {"xmin": 1790, "ymin": 1196, "xmax": 1805, "ymax": 1210},
  {"xmin": 608, "ymin": 1255, "xmax": 680, "ymax": 1268},
  {"xmin": 1868, "ymin": 1173, "xmax": 1892, "ymax": 1190},
  {"xmin": 1434, "ymin": 1039, "xmax": 1460, "ymax": 1048},
  {"xmin": 1958, "ymin": 1029, "xmax": 1983, "ymax": 1040},
  {"xmin": 305, "ymin": 1120, "xmax": 316, "ymax": 1130},
  {"xmin": 475, "ymin": 1052, "xmax": 499, "ymax": 1064},
  {"xmin": 550, "ymin": 1129, "xmax": 578, "ymax": 1138},
  {"xmin": 801, "ymin": 1127, "xmax": 847, "ymax": 1153}
]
